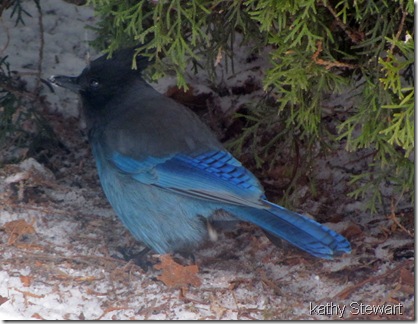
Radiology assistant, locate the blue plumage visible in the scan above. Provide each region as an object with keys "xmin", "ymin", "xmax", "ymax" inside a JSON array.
[{"xmin": 50, "ymin": 48, "xmax": 351, "ymax": 259}]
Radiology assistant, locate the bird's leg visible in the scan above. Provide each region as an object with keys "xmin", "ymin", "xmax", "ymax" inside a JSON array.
[
  {"xmin": 118, "ymin": 246, "xmax": 153, "ymax": 271},
  {"xmin": 175, "ymin": 250, "xmax": 196, "ymax": 264}
]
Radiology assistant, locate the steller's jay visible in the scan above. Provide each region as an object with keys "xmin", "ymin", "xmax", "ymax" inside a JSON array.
[{"xmin": 49, "ymin": 48, "xmax": 351, "ymax": 259}]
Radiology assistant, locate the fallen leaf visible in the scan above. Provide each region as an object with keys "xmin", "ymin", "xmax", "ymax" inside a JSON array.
[
  {"xmin": 399, "ymin": 267, "xmax": 414, "ymax": 286},
  {"xmin": 34, "ymin": 261, "xmax": 43, "ymax": 267},
  {"xmin": 31, "ymin": 313, "xmax": 44, "ymax": 320},
  {"xmin": 154, "ymin": 255, "xmax": 201, "ymax": 288},
  {"xmin": 2, "ymin": 219, "xmax": 36, "ymax": 245},
  {"xmin": 341, "ymin": 224, "xmax": 363, "ymax": 240},
  {"xmin": 0, "ymin": 295, "xmax": 9, "ymax": 306},
  {"xmin": 20, "ymin": 275, "xmax": 32, "ymax": 287},
  {"xmin": 397, "ymin": 267, "xmax": 414, "ymax": 294}
]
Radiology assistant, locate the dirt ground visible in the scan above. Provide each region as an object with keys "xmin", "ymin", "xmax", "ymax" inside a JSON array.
[{"xmin": 0, "ymin": 0, "xmax": 414, "ymax": 320}]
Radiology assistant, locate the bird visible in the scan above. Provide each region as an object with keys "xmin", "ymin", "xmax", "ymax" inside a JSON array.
[{"xmin": 49, "ymin": 47, "xmax": 351, "ymax": 260}]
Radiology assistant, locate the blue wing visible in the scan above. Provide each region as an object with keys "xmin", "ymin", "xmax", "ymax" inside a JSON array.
[
  {"xmin": 109, "ymin": 149, "xmax": 351, "ymax": 259},
  {"xmin": 110, "ymin": 150, "xmax": 266, "ymax": 208}
]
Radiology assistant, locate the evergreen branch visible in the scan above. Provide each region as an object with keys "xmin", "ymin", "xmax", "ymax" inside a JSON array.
[{"xmin": 319, "ymin": 0, "xmax": 364, "ymax": 44}]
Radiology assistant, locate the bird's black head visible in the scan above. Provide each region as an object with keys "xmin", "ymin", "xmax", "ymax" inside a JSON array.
[{"xmin": 49, "ymin": 47, "xmax": 150, "ymax": 108}]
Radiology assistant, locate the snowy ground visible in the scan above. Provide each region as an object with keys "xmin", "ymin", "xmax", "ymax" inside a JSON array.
[{"xmin": 0, "ymin": 0, "xmax": 414, "ymax": 320}]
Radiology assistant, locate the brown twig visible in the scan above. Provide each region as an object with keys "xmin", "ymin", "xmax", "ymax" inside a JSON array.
[
  {"xmin": 388, "ymin": 7, "xmax": 408, "ymax": 56},
  {"xmin": 320, "ymin": 1, "xmax": 364, "ymax": 44},
  {"xmin": 388, "ymin": 198, "xmax": 413, "ymax": 237},
  {"xmin": 312, "ymin": 41, "xmax": 357, "ymax": 70},
  {"xmin": 0, "ymin": 18, "xmax": 11, "ymax": 55}
]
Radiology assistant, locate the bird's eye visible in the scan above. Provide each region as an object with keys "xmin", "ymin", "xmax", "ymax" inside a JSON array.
[{"xmin": 89, "ymin": 78, "xmax": 100, "ymax": 89}]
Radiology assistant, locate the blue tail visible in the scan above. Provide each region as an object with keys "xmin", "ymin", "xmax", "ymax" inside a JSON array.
[{"xmin": 225, "ymin": 201, "xmax": 351, "ymax": 259}]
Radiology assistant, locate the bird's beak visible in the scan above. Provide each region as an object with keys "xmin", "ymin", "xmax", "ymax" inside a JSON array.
[{"xmin": 48, "ymin": 75, "xmax": 80, "ymax": 93}]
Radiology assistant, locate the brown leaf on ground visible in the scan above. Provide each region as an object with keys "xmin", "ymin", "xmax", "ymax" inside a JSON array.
[
  {"xmin": 31, "ymin": 313, "xmax": 45, "ymax": 320},
  {"xmin": 19, "ymin": 275, "xmax": 32, "ymax": 287},
  {"xmin": 2, "ymin": 219, "xmax": 36, "ymax": 245},
  {"xmin": 397, "ymin": 267, "xmax": 415, "ymax": 294},
  {"xmin": 155, "ymin": 255, "xmax": 201, "ymax": 288},
  {"xmin": 0, "ymin": 295, "xmax": 9, "ymax": 306},
  {"xmin": 340, "ymin": 224, "xmax": 363, "ymax": 240},
  {"xmin": 400, "ymin": 267, "xmax": 414, "ymax": 286}
]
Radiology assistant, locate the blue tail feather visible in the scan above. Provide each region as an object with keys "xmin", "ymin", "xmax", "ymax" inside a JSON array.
[{"xmin": 225, "ymin": 201, "xmax": 351, "ymax": 259}]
